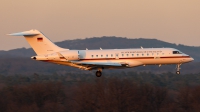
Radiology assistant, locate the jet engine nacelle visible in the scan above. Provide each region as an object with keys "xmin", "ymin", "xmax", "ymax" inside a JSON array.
[
  {"xmin": 31, "ymin": 52, "xmax": 60, "ymax": 61},
  {"xmin": 60, "ymin": 50, "xmax": 79, "ymax": 61},
  {"xmin": 31, "ymin": 50, "xmax": 80, "ymax": 61}
]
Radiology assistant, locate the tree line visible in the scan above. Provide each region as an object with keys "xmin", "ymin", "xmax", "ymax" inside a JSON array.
[{"xmin": 0, "ymin": 72, "xmax": 200, "ymax": 111}]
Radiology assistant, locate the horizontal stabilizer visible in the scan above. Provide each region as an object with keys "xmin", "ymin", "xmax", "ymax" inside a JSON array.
[{"xmin": 8, "ymin": 30, "xmax": 40, "ymax": 36}]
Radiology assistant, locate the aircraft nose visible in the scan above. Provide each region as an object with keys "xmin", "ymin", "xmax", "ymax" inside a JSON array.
[{"xmin": 189, "ymin": 57, "xmax": 194, "ymax": 62}]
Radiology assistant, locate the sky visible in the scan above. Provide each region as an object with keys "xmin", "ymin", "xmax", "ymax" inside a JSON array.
[{"xmin": 0, "ymin": 0, "xmax": 200, "ymax": 50}]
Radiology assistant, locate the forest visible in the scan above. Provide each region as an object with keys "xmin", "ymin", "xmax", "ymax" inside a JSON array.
[{"xmin": 0, "ymin": 72, "xmax": 200, "ymax": 112}]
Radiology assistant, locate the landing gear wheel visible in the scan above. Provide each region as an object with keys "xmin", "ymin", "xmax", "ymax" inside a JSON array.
[
  {"xmin": 176, "ymin": 64, "xmax": 181, "ymax": 75},
  {"xmin": 96, "ymin": 71, "xmax": 102, "ymax": 77},
  {"xmin": 176, "ymin": 71, "xmax": 180, "ymax": 75}
]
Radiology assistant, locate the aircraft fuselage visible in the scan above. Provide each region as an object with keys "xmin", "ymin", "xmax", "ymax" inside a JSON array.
[{"xmin": 9, "ymin": 30, "xmax": 194, "ymax": 77}]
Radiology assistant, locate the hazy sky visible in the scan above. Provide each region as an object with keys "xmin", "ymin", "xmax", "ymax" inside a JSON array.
[{"xmin": 1, "ymin": 0, "xmax": 200, "ymax": 50}]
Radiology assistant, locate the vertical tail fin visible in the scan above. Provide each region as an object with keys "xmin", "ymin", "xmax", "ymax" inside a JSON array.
[{"xmin": 9, "ymin": 29, "xmax": 66, "ymax": 55}]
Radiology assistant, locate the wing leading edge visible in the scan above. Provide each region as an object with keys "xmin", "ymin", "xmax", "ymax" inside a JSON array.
[{"xmin": 72, "ymin": 61, "xmax": 123, "ymax": 66}]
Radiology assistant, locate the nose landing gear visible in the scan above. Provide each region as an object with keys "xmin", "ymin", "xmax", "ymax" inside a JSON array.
[
  {"xmin": 176, "ymin": 71, "xmax": 180, "ymax": 75},
  {"xmin": 176, "ymin": 64, "xmax": 181, "ymax": 75}
]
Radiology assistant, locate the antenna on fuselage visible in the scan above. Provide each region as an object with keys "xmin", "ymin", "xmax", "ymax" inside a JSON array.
[
  {"xmin": 86, "ymin": 48, "xmax": 88, "ymax": 50},
  {"xmin": 100, "ymin": 47, "xmax": 102, "ymax": 50},
  {"xmin": 141, "ymin": 46, "xmax": 143, "ymax": 49}
]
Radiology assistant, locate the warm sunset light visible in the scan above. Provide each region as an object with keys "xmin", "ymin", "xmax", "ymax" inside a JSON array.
[{"xmin": 1, "ymin": 1, "xmax": 200, "ymax": 111}]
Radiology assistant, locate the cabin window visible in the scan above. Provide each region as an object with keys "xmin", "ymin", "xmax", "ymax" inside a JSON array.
[
  {"xmin": 91, "ymin": 55, "xmax": 94, "ymax": 58},
  {"xmin": 111, "ymin": 54, "xmax": 113, "ymax": 57},
  {"xmin": 173, "ymin": 51, "xmax": 181, "ymax": 54},
  {"xmin": 147, "ymin": 53, "xmax": 149, "ymax": 56},
  {"xmin": 127, "ymin": 54, "xmax": 129, "ymax": 56},
  {"xmin": 132, "ymin": 54, "xmax": 134, "ymax": 56},
  {"xmin": 101, "ymin": 55, "xmax": 103, "ymax": 57},
  {"xmin": 137, "ymin": 54, "xmax": 139, "ymax": 56},
  {"xmin": 162, "ymin": 53, "xmax": 164, "ymax": 55},
  {"xmin": 122, "ymin": 54, "xmax": 124, "ymax": 57},
  {"xmin": 142, "ymin": 54, "xmax": 144, "ymax": 56},
  {"xmin": 106, "ymin": 54, "xmax": 108, "ymax": 57},
  {"xmin": 96, "ymin": 55, "xmax": 98, "ymax": 57},
  {"xmin": 152, "ymin": 53, "xmax": 154, "ymax": 56}
]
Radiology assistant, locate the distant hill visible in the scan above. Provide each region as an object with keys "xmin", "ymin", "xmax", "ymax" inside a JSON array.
[{"xmin": 0, "ymin": 37, "xmax": 199, "ymax": 75}]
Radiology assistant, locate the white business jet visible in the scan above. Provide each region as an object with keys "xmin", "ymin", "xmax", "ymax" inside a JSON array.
[{"xmin": 9, "ymin": 30, "xmax": 194, "ymax": 77}]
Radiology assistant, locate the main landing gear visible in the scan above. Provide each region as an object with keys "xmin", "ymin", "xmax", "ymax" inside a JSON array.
[
  {"xmin": 176, "ymin": 64, "xmax": 181, "ymax": 75},
  {"xmin": 96, "ymin": 71, "xmax": 102, "ymax": 77},
  {"xmin": 95, "ymin": 68, "xmax": 103, "ymax": 77}
]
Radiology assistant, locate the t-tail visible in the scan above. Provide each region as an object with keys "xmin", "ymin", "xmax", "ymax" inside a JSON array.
[{"xmin": 9, "ymin": 29, "xmax": 66, "ymax": 55}]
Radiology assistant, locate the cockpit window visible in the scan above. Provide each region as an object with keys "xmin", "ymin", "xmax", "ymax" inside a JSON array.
[{"xmin": 173, "ymin": 51, "xmax": 182, "ymax": 54}]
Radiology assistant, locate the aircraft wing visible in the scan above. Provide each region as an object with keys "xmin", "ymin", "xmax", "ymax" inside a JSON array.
[
  {"xmin": 70, "ymin": 61, "xmax": 128, "ymax": 70},
  {"xmin": 74, "ymin": 62, "xmax": 123, "ymax": 66}
]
